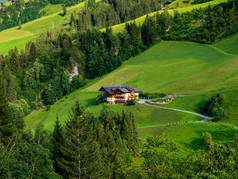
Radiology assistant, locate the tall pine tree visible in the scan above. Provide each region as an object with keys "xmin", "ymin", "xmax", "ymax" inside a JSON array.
[
  {"xmin": 57, "ymin": 102, "xmax": 104, "ymax": 178},
  {"xmin": 0, "ymin": 86, "xmax": 16, "ymax": 145}
]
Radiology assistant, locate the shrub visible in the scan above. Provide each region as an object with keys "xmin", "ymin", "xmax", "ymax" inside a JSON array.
[
  {"xmin": 96, "ymin": 94, "xmax": 104, "ymax": 105},
  {"xmin": 127, "ymin": 99, "xmax": 136, "ymax": 105},
  {"xmin": 46, "ymin": 105, "xmax": 51, "ymax": 111},
  {"xmin": 203, "ymin": 132, "xmax": 213, "ymax": 150},
  {"xmin": 202, "ymin": 94, "xmax": 226, "ymax": 121}
]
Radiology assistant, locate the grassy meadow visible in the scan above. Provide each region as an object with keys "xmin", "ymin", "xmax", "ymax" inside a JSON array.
[
  {"xmin": 138, "ymin": 122, "xmax": 238, "ymax": 150},
  {"xmin": 25, "ymin": 40, "xmax": 238, "ymax": 149},
  {"xmin": 87, "ymin": 41, "xmax": 238, "ymax": 94}
]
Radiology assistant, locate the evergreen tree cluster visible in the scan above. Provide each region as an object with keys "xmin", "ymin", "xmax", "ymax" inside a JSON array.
[
  {"xmin": 120, "ymin": 134, "xmax": 238, "ymax": 178},
  {"xmin": 48, "ymin": 0, "xmax": 81, "ymax": 6},
  {"xmin": 0, "ymin": 0, "xmax": 48, "ymax": 31},
  {"xmin": 51, "ymin": 103, "xmax": 138, "ymax": 178},
  {"xmin": 202, "ymin": 94, "xmax": 226, "ymax": 121},
  {"xmin": 70, "ymin": 0, "xmax": 167, "ymax": 31},
  {"xmin": 0, "ymin": 99, "xmax": 138, "ymax": 178}
]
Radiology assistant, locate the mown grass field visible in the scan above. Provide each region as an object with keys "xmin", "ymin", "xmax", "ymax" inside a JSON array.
[{"xmin": 25, "ymin": 40, "xmax": 238, "ymax": 149}]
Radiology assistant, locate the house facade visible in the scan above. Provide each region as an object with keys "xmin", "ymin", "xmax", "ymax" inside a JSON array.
[{"xmin": 99, "ymin": 85, "xmax": 140, "ymax": 104}]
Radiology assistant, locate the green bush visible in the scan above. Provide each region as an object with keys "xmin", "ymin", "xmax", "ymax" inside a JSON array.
[
  {"xmin": 96, "ymin": 94, "xmax": 104, "ymax": 105},
  {"xmin": 127, "ymin": 99, "xmax": 136, "ymax": 105},
  {"xmin": 202, "ymin": 94, "xmax": 226, "ymax": 121},
  {"xmin": 8, "ymin": 99, "xmax": 30, "ymax": 130}
]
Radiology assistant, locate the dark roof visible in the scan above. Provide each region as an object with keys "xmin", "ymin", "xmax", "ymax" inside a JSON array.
[{"xmin": 99, "ymin": 85, "xmax": 140, "ymax": 94}]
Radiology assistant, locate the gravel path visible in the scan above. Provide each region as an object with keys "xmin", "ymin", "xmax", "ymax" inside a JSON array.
[{"xmin": 138, "ymin": 99, "xmax": 211, "ymax": 122}]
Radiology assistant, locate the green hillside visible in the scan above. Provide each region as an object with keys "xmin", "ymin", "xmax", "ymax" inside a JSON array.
[
  {"xmin": 0, "ymin": 0, "xmax": 100, "ymax": 54},
  {"xmin": 87, "ymin": 41, "xmax": 238, "ymax": 94},
  {"xmin": 25, "ymin": 40, "xmax": 238, "ymax": 149},
  {"xmin": 0, "ymin": 0, "xmax": 227, "ymax": 55}
]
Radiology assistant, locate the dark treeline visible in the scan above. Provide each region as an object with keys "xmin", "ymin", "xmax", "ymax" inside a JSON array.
[
  {"xmin": 0, "ymin": 0, "xmax": 48, "ymax": 31},
  {"xmin": 48, "ymin": 0, "xmax": 82, "ymax": 6},
  {"xmin": 70, "ymin": 0, "xmax": 167, "ymax": 31}
]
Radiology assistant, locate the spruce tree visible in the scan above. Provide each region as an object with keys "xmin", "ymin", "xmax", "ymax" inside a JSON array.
[
  {"xmin": 51, "ymin": 118, "xmax": 64, "ymax": 174},
  {"xmin": 58, "ymin": 102, "xmax": 104, "ymax": 178},
  {"xmin": 121, "ymin": 110, "xmax": 138, "ymax": 153},
  {"xmin": 29, "ymin": 42, "xmax": 37, "ymax": 63},
  {"xmin": 0, "ymin": 87, "xmax": 15, "ymax": 145}
]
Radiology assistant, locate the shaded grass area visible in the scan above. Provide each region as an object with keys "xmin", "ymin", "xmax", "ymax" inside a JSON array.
[
  {"xmin": 214, "ymin": 33, "xmax": 238, "ymax": 55},
  {"xmin": 25, "ymin": 90, "xmax": 201, "ymax": 131},
  {"xmin": 138, "ymin": 122, "xmax": 238, "ymax": 150}
]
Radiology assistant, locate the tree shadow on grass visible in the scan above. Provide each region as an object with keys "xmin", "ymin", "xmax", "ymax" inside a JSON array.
[
  {"xmin": 182, "ymin": 127, "xmax": 236, "ymax": 150},
  {"xmin": 84, "ymin": 97, "xmax": 97, "ymax": 107}
]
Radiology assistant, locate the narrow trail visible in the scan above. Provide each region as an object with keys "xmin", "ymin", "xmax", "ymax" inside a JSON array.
[{"xmin": 137, "ymin": 99, "xmax": 212, "ymax": 129}]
